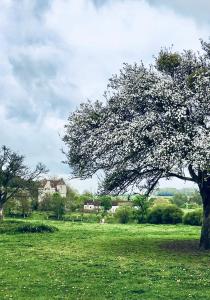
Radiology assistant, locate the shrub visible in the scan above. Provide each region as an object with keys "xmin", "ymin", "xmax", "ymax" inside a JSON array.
[
  {"xmin": 162, "ymin": 205, "xmax": 183, "ymax": 224},
  {"xmin": 171, "ymin": 193, "xmax": 188, "ymax": 208},
  {"xmin": 183, "ymin": 209, "xmax": 203, "ymax": 226},
  {"xmin": 115, "ymin": 206, "xmax": 134, "ymax": 224},
  {"xmin": 105, "ymin": 214, "xmax": 115, "ymax": 224},
  {"xmin": 51, "ymin": 193, "xmax": 66, "ymax": 220},
  {"xmin": 28, "ymin": 211, "xmax": 50, "ymax": 220},
  {"xmin": 16, "ymin": 223, "xmax": 58, "ymax": 233},
  {"xmin": 147, "ymin": 206, "xmax": 164, "ymax": 224},
  {"xmin": 63, "ymin": 213, "xmax": 101, "ymax": 223},
  {"xmin": 0, "ymin": 220, "xmax": 25, "ymax": 234},
  {"xmin": 148, "ymin": 204, "xmax": 183, "ymax": 224},
  {"xmin": 152, "ymin": 198, "xmax": 171, "ymax": 207},
  {"xmin": 132, "ymin": 195, "xmax": 149, "ymax": 223}
]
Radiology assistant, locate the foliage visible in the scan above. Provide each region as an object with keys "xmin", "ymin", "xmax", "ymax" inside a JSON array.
[
  {"xmin": 156, "ymin": 50, "xmax": 182, "ymax": 75},
  {"xmin": 74, "ymin": 191, "xmax": 94, "ymax": 211},
  {"xmin": 38, "ymin": 193, "xmax": 52, "ymax": 211},
  {"xmin": 3, "ymin": 198, "xmax": 19, "ymax": 217},
  {"xmin": 115, "ymin": 206, "xmax": 134, "ymax": 224},
  {"xmin": 171, "ymin": 193, "xmax": 188, "ymax": 208},
  {"xmin": 51, "ymin": 193, "xmax": 66, "ymax": 220},
  {"xmin": 79, "ymin": 191, "xmax": 93, "ymax": 202},
  {"xmin": 28, "ymin": 211, "xmax": 50, "ymax": 220},
  {"xmin": 104, "ymin": 214, "xmax": 116, "ymax": 224},
  {"xmin": 0, "ymin": 145, "xmax": 47, "ymax": 217},
  {"xmin": 4, "ymin": 195, "xmax": 32, "ymax": 218},
  {"xmin": 38, "ymin": 193, "xmax": 66, "ymax": 220},
  {"xmin": 132, "ymin": 194, "xmax": 149, "ymax": 223},
  {"xmin": 189, "ymin": 190, "xmax": 202, "ymax": 206},
  {"xmin": 63, "ymin": 212, "xmax": 101, "ymax": 223},
  {"xmin": 63, "ymin": 42, "xmax": 210, "ymax": 197},
  {"xmin": 18, "ymin": 197, "xmax": 32, "ymax": 217},
  {"xmin": 152, "ymin": 197, "xmax": 171, "ymax": 207},
  {"xmin": 98, "ymin": 195, "xmax": 112, "ymax": 212},
  {"xmin": 148, "ymin": 204, "xmax": 183, "ymax": 224},
  {"xmin": 65, "ymin": 185, "xmax": 80, "ymax": 212},
  {"xmin": 183, "ymin": 209, "xmax": 203, "ymax": 226}
]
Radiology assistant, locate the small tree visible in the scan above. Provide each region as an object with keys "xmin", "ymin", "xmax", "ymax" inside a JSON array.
[
  {"xmin": 65, "ymin": 185, "xmax": 80, "ymax": 212},
  {"xmin": 98, "ymin": 195, "xmax": 112, "ymax": 213},
  {"xmin": 0, "ymin": 145, "xmax": 47, "ymax": 219},
  {"xmin": 132, "ymin": 194, "xmax": 149, "ymax": 223},
  {"xmin": 51, "ymin": 193, "xmax": 66, "ymax": 220},
  {"xmin": 38, "ymin": 193, "xmax": 52, "ymax": 211},
  {"xmin": 189, "ymin": 190, "xmax": 202, "ymax": 206},
  {"xmin": 115, "ymin": 206, "xmax": 133, "ymax": 224},
  {"xmin": 171, "ymin": 193, "xmax": 188, "ymax": 208}
]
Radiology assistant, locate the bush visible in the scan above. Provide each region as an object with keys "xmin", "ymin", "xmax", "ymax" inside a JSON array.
[
  {"xmin": 183, "ymin": 209, "xmax": 203, "ymax": 226},
  {"xmin": 28, "ymin": 211, "xmax": 51, "ymax": 220},
  {"xmin": 148, "ymin": 204, "xmax": 183, "ymax": 224},
  {"xmin": 105, "ymin": 214, "xmax": 115, "ymax": 224},
  {"xmin": 16, "ymin": 223, "xmax": 58, "ymax": 233},
  {"xmin": 132, "ymin": 195, "xmax": 149, "ymax": 223},
  {"xmin": 152, "ymin": 198, "xmax": 171, "ymax": 207},
  {"xmin": 115, "ymin": 206, "xmax": 134, "ymax": 224},
  {"xmin": 63, "ymin": 213, "xmax": 101, "ymax": 223},
  {"xmin": 171, "ymin": 193, "xmax": 188, "ymax": 208}
]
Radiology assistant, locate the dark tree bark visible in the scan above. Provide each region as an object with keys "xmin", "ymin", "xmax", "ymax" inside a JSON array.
[
  {"xmin": 0, "ymin": 192, "xmax": 6, "ymax": 220},
  {"xmin": 0, "ymin": 204, "xmax": 4, "ymax": 220},
  {"xmin": 199, "ymin": 179, "xmax": 210, "ymax": 250}
]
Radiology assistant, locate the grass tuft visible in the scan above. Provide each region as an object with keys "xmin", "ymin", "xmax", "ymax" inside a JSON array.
[{"xmin": 16, "ymin": 223, "xmax": 58, "ymax": 233}]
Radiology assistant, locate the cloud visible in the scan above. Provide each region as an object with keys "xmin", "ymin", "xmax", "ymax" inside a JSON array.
[
  {"xmin": 147, "ymin": 0, "xmax": 210, "ymax": 24},
  {"xmin": 0, "ymin": 0, "xmax": 208, "ymax": 191}
]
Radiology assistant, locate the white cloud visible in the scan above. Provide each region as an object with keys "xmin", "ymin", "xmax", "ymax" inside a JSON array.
[{"xmin": 0, "ymin": 0, "xmax": 209, "ymax": 192}]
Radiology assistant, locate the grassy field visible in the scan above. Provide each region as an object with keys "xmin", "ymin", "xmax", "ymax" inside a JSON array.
[{"xmin": 0, "ymin": 220, "xmax": 210, "ymax": 299}]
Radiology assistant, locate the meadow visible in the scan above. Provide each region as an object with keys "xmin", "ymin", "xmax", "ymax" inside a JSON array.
[{"xmin": 0, "ymin": 220, "xmax": 210, "ymax": 299}]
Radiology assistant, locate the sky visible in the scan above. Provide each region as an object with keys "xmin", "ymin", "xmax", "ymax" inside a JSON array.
[{"xmin": 0, "ymin": 0, "xmax": 210, "ymax": 192}]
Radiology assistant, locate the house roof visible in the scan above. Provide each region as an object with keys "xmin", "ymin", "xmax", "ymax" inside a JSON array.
[
  {"xmin": 40, "ymin": 178, "xmax": 66, "ymax": 188},
  {"xmin": 84, "ymin": 200, "xmax": 101, "ymax": 206}
]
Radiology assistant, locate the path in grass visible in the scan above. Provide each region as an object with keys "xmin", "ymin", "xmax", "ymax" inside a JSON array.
[{"xmin": 0, "ymin": 220, "xmax": 209, "ymax": 299}]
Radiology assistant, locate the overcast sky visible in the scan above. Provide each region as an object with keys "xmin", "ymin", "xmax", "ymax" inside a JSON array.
[{"xmin": 0, "ymin": 0, "xmax": 210, "ymax": 192}]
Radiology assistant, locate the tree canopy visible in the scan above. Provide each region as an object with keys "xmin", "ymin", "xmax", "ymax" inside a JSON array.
[
  {"xmin": 0, "ymin": 145, "xmax": 47, "ymax": 218},
  {"xmin": 63, "ymin": 41, "xmax": 210, "ymax": 248}
]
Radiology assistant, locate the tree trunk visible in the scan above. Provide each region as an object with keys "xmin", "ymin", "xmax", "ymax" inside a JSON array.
[
  {"xmin": 199, "ymin": 184, "xmax": 210, "ymax": 249},
  {"xmin": 0, "ymin": 205, "xmax": 4, "ymax": 221}
]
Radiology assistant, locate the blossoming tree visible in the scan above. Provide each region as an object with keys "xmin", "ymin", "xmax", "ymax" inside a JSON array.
[{"xmin": 63, "ymin": 41, "xmax": 210, "ymax": 249}]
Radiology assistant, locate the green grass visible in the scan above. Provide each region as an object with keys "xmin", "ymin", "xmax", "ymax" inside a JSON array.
[{"xmin": 0, "ymin": 220, "xmax": 209, "ymax": 299}]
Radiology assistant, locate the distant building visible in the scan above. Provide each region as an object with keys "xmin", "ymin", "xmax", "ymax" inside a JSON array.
[
  {"xmin": 83, "ymin": 200, "xmax": 132, "ymax": 213},
  {"xmin": 38, "ymin": 178, "xmax": 67, "ymax": 202},
  {"xmin": 83, "ymin": 200, "xmax": 101, "ymax": 212}
]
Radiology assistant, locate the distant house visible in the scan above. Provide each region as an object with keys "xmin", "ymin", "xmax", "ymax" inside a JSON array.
[
  {"xmin": 83, "ymin": 200, "xmax": 132, "ymax": 213},
  {"xmin": 108, "ymin": 201, "xmax": 120, "ymax": 213},
  {"xmin": 38, "ymin": 178, "xmax": 67, "ymax": 202},
  {"xmin": 109, "ymin": 201, "xmax": 132, "ymax": 213},
  {"xmin": 83, "ymin": 201, "xmax": 101, "ymax": 212}
]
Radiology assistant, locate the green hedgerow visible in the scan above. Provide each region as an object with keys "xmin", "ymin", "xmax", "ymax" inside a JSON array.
[
  {"xmin": 183, "ymin": 209, "xmax": 203, "ymax": 226},
  {"xmin": 148, "ymin": 204, "xmax": 183, "ymax": 224},
  {"xmin": 115, "ymin": 206, "xmax": 134, "ymax": 224}
]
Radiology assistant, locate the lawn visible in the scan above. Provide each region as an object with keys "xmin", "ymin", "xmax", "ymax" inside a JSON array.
[{"xmin": 0, "ymin": 220, "xmax": 210, "ymax": 299}]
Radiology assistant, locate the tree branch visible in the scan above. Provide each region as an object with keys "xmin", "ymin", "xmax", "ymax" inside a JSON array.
[
  {"xmin": 188, "ymin": 164, "xmax": 198, "ymax": 182},
  {"xmin": 167, "ymin": 172, "xmax": 195, "ymax": 182}
]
